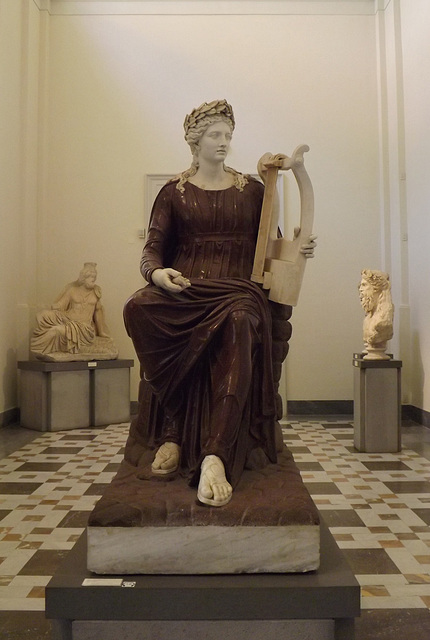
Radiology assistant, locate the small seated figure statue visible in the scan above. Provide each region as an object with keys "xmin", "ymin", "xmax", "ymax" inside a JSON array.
[
  {"xmin": 31, "ymin": 262, "xmax": 118, "ymax": 362},
  {"xmin": 358, "ymin": 269, "xmax": 394, "ymax": 360}
]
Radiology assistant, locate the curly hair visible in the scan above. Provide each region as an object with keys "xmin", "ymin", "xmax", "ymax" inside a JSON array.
[
  {"xmin": 361, "ymin": 269, "xmax": 391, "ymax": 292},
  {"xmin": 174, "ymin": 100, "xmax": 248, "ymax": 193}
]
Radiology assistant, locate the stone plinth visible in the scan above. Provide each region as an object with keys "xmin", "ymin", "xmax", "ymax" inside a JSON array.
[
  {"xmin": 46, "ymin": 524, "xmax": 360, "ymax": 640},
  {"xmin": 353, "ymin": 355, "xmax": 402, "ymax": 453},
  {"xmin": 87, "ymin": 448, "xmax": 320, "ymax": 574},
  {"xmin": 18, "ymin": 359, "xmax": 133, "ymax": 431}
]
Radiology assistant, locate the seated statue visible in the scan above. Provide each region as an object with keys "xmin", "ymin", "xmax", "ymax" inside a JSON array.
[
  {"xmin": 123, "ymin": 100, "xmax": 315, "ymax": 507},
  {"xmin": 31, "ymin": 262, "xmax": 118, "ymax": 362},
  {"xmin": 359, "ymin": 268, "xmax": 394, "ymax": 360}
]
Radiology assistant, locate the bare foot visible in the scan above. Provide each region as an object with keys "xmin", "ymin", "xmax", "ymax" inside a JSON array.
[
  {"xmin": 151, "ymin": 442, "xmax": 180, "ymax": 475},
  {"xmin": 197, "ymin": 455, "xmax": 232, "ymax": 507}
]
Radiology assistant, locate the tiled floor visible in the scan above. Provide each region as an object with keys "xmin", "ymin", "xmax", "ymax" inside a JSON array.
[{"xmin": 0, "ymin": 417, "xmax": 430, "ymax": 638}]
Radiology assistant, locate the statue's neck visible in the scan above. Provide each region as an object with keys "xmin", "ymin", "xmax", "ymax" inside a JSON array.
[{"xmin": 190, "ymin": 160, "xmax": 234, "ymax": 190}]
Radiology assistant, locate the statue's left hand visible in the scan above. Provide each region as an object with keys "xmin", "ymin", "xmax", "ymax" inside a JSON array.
[{"xmin": 294, "ymin": 228, "xmax": 317, "ymax": 258}]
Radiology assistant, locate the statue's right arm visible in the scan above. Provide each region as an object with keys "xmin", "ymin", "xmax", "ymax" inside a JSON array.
[
  {"xmin": 140, "ymin": 183, "xmax": 190, "ymax": 293},
  {"xmin": 51, "ymin": 288, "xmax": 71, "ymax": 311},
  {"xmin": 140, "ymin": 184, "xmax": 174, "ymax": 283}
]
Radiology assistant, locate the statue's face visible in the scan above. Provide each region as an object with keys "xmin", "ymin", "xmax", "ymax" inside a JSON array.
[
  {"xmin": 196, "ymin": 121, "xmax": 232, "ymax": 164},
  {"xmin": 84, "ymin": 271, "xmax": 97, "ymax": 289},
  {"xmin": 359, "ymin": 278, "xmax": 376, "ymax": 313}
]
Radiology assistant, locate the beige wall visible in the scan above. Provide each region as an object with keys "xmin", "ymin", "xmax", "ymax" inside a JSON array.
[
  {"xmin": 0, "ymin": 0, "xmax": 21, "ymax": 417},
  {"xmin": 400, "ymin": 0, "xmax": 430, "ymax": 412},
  {"xmin": 0, "ymin": 0, "xmax": 43, "ymax": 418},
  {"xmin": 1, "ymin": 0, "xmax": 427, "ymax": 417},
  {"xmin": 41, "ymin": 1, "xmax": 381, "ymax": 404}
]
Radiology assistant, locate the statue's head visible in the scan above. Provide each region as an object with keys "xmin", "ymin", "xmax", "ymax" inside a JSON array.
[
  {"xmin": 176, "ymin": 99, "xmax": 246, "ymax": 193},
  {"xmin": 183, "ymin": 99, "xmax": 235, "ymax": 159},
  {"xmin": 78, "ymin": 262, "xmax": 97, "ymax": 288},
  {"xmin": 359, "ymin": 269, "xmax": 391, "ymax": 314}
]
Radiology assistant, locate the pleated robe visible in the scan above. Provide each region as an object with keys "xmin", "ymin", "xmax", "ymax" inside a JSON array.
[{"xmin": 123, "ymin": 177, "xmax": 278, "ymax": 487}]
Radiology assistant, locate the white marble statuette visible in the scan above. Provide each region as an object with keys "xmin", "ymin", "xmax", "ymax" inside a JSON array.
[
  {"xmin": 358, "ymin": 269, "xmax": 394, "ymax": 360},
  {"xmin": 31, "ymin": 262, "xmax": 118, "ymax": 362}
]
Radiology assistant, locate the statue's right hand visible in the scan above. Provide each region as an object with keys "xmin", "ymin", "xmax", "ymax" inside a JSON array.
[{"xmin": 151, "ymin": 268, "xmax": 191, "ymax": 293}]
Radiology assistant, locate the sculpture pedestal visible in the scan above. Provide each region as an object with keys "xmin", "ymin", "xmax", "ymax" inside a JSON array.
[
  {"xmin": 87, "ymin": 448, "xmax": 320, "ymax": 574},
  {"xmin": 46, "ymin": 524, "xmax": 360, "ymax": 640},
  {"xmin": 18, "ymin": 359, "xmax": 133, "ymax": 431},
  {"xmin": 353, "ymin": 355, "xmax": 402, "ymax": 452}
]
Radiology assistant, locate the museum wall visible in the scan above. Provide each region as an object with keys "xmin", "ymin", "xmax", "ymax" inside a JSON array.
[
  {"xmin": 36, "ymin": 0, "xmax": 381, "ymax": 405},
  {"xmin": 6, "ymin": 0, "xmax": 427, "ymax": 419},
  {"xmin": 0, "ymin": 0, "xmax": 21, "ymax": 421},
  {"xmin": 0, "ymin": 0, "xmax": 43, "ymax": 421},
  {"xmin": 399, "ymin": 0, "xmax": 430, "ymax": 414}
]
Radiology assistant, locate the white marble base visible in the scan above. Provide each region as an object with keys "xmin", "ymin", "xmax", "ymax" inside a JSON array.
[{"xmin": 87, "ymin": 524, "xmax": 320, "ymax": 574}]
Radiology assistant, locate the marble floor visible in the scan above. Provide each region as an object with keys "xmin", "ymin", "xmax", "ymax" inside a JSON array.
[{"xmin": 0, "ymin": 417, "xmax": 430, "ymax": 639}]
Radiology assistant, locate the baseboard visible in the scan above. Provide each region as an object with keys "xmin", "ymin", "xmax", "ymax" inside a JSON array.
[
  {"xmin": 286, "ymin": 400, "xmax": 353, "ymax": 416},
  {"xmin": 286, "ymin": 401, "xmax": 430, "ymax": 428},
  {"xmin": 130, "ymin": 401, "xmax": 138, "ymax": 417},
  {"xmin": 402, "ymin": 405, "xmax": 430, "ymax": 428},
  {"xmin": 5, "ymin": 401, "xmax": 429, "ymax": 428},
  {"xmin": 0, "ymin": 407, "xmax": 19, "ymax": 428}
]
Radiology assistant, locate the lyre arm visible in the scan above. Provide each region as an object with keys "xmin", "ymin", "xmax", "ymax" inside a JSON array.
[
  {"xmin": 251, "ymin": 145, "xmax": 314, "ymax": 306},
  {"xmin": 288, "ymin": 144, "xmax": 314, "ymax": 245},
  {"xmin": 251, "ymin": 154, "xmax": 285, "ymax": 284}
]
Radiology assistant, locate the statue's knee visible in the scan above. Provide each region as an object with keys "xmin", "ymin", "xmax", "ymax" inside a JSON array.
[
  {"xmin": 227, "ymin": 309, "xmax": 261, "ymax": 341},
  {"xmin": 229, "ymin": 309, "xmax": 248, "ymax": 324},
  {"xmin": 123, "ymin": 296, "xmax": 136, "ymax": 321},
  {"xmin": 53, "ymin": 324, "xmax": 66, "ymax": 337},
  {"xmin": 123, "ymin": 288, "xmax": 149, "ymax": 320}
]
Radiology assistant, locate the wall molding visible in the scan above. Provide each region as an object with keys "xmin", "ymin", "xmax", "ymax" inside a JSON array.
[
  {"xmin": 32, "ymin": 0, "xmax": 50, "ymax": 10},
  {"xmin": 44, "ymin": 0, "xmax": 379, "ymax": 17}
]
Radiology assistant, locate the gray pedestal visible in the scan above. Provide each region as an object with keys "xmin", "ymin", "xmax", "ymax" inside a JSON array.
[
  {"xmin": 18, "ymin": 359, "xmax": 133, "ymax": 431},
  {"xmin": 45, "ymin": 524, "xmax": 360, "ymax": 640},
  {"xmin": 353, "ymin": 355, "xmax": 402, "ymax": 452}
]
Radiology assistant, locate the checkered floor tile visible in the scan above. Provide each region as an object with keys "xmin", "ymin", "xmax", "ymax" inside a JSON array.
[
  {"xmin": 284, "ymin": 421, "xmax": 430, "ymax": 611},
  {"xmin": 0, "ymin": 419, "xmax": 429, "ymax": 619}
]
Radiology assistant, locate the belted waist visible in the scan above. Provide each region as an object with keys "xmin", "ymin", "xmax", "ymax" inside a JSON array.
[{"xmin": 179, "ymin": 232, "xmax": 255, "ymax": 243}]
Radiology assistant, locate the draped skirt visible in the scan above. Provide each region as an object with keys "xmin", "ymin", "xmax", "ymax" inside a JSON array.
[{"xmin": 123, "ymin": 278, "xmax": 277, "ymax": 488}]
